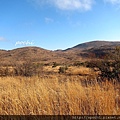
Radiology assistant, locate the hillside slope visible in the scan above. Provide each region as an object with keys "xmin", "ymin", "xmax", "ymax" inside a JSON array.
[
  {"xmin": 65, "ymin": 41, "xmax": 120, "ymax": 51},
  {"xmin": 0, "ymin": 41, "xmax": 120, "ymax": 65}
]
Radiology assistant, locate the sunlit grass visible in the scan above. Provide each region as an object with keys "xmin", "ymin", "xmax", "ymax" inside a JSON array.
[{"xmin": 0, "ymin": 76, "xmax": 119, "ymax": 115}]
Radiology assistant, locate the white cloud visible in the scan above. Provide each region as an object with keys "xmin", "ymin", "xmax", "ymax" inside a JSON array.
[
  {"xmin": 104, "ymin": 0, "xmax": 120, "ymax": 5},
  {"xmin": 45, "ymin": 17, "xmax": 54, "ymax": 23},
  {"xmin": 0, "ymin": 37, "xmax": 6, "ymax": 41},
  {"xmin": 52, "ymin": 0, "xmax": 94, "ymax": 11},
  {"xmin": 30, "ymin": 0, "xmax": 94, "ymax": 11}
]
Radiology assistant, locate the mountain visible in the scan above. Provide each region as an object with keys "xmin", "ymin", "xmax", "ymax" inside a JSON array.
[
  {"xmin": 64, "ymin": 40, "xmax": 120, "ymax": 58},
  {"xmin": 65, "ymin": 40, "xmax": 120, "ymax": 51},
  {"xmin": 0, "ymin": 41, "xmax": 120, "ymax": 66}
]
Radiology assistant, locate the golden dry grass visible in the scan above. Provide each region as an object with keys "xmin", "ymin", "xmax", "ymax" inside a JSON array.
[
  {"xmin": 0, "ymin": 76, "xmax": 120, "ymax": 115},
  {"xmin": 44, "ymin": 66, "xmax": 97, "ymax": 76},
  {"xmin": 66, "ymin": 66, "xmax": 93, "ymax": 75}
]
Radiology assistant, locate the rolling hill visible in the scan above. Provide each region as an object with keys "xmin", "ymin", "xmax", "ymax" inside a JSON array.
[
  {"xmin": 0, "ymin": 40, "xmax": 120, "ymax": 66},
  {"xmin": 65, "ymin": 40, "xmax": 120, "ymax": 50}
]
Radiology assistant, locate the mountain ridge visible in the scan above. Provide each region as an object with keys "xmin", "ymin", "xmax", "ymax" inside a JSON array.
[
  {"xmin": 0, "ymin": 40, "xmax": 120, "ymax": 65},
  {"xmin": 65, "ymin": 40, "xmax": 120, "ymax": 51}
]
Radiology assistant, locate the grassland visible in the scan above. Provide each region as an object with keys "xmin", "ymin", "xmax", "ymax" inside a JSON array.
[
  {"xmin": 0, "ymin": 41, "xmax": 120, "ymax": 117},
  {"xmin": 0, "ymin": 71, "xmax": 120, "ymax": 115}
]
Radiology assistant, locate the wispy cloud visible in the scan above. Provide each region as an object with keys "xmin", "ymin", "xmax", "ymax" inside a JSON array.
[
  {"xmin": 0, "ymin": 37, "xmax": 6, "ymax": 41},
  {"xmin": 29, "ymin": 0, "xmax": 95, "ymax": 11},
  {"xmin": 45, "ymin": 17, "xmax": 54, "ymax": 23},
  {"xmin": 51, "ymin": 0, "xmax": 94, "ymax": 11},
  {"xmin": 104, "ymin": 0, "xmax": 120, "ymax": 5}
]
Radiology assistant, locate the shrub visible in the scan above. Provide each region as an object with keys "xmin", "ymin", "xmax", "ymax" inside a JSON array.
[
  {"xmin": 73, "ymin": 61, "xmax": 86, "ymax": 67},
  {"xmin": 14, "ymin": 61, "xmax": 43, "ymax": 77},
  {"xmin": 58, "ymin": 66, "xmax": 68, "ymax": 73},
  {"xmin": 52, "ymin": 62, "xmax": 59, "ymax": 68}
]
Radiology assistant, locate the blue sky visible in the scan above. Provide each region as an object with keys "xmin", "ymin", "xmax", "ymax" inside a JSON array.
[{"xmin": 0, "ymin": 0, "xmax": 120, "ymax": 50}]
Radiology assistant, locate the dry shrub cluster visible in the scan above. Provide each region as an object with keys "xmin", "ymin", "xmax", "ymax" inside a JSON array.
[
  {"xmin": 0, "ymin": 76, "xmax": 119, "ymax": 115},
  {"xmin": 0, "ymin": 61, "xmax": 43, "ymax": 77}
]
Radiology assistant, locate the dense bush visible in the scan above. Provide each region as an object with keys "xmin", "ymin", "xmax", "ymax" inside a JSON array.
[{"xmin": 87, "ymin": 47, "xmax": 120, "ymax": 82}]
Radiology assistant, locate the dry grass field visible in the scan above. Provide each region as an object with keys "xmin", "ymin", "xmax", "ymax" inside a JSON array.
[
  {"xmin": 0, "ymin": 74, "xmax": 120, "ymax": 115},
  {"xmin": 0, "ymin": 46, "xmax": 120, "ymax": 115}
]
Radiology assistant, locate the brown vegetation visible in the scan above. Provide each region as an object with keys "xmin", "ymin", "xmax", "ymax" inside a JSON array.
[
  {"xmin": 0, "ymin": 76, "xmax": 120, "ymax": 115},
  {"xmin": 0, "ymin": 41, "xmax": 120, "ymax": 115}
]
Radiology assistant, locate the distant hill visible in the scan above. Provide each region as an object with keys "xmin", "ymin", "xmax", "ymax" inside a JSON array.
[
  {"xmin": 0, "ymin": 41, "xmax": 120, "ymax": 65},
  {"xmin": 65, "ymin": 41, "xmax": 120, "ymax": 51},
  {"xmin": 64, "ymin": 40, "xmax": 120, "ymax": 59},
  {"xmin": 0, "ymin": 46, "xmax": 74, "ymax": 65}
]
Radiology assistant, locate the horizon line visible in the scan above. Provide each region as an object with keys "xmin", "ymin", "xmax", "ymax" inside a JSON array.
[{"xmin": 0, "ymin": 40, "xmax": 120, "ymax": 51}]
